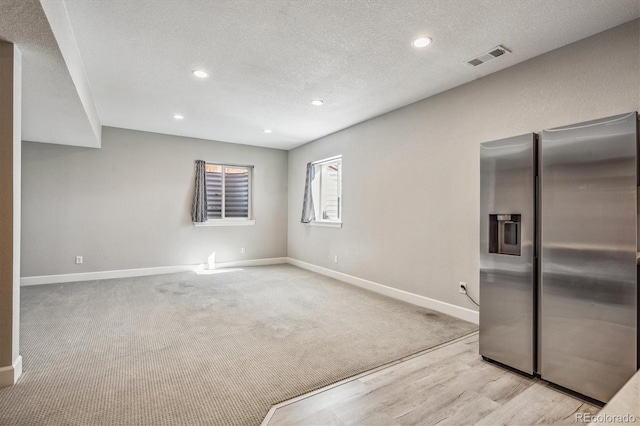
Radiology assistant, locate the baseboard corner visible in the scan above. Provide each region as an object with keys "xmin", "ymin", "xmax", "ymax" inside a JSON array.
[
  {"xmin": 0, "ymin": 355, "xmax": 22, "ymax": 388},
  {"xmin": 286, "ymin": 257, "xmax": 479, "ymax": 324},
  {"xmin": 215, "ymin": 257, "xmax": 288, "ymax": 269}
]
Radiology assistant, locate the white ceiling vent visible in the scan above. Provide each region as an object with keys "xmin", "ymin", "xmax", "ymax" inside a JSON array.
[{"xmin": 466, "ymin": 45, "xmax": 511, "ymax": 67}]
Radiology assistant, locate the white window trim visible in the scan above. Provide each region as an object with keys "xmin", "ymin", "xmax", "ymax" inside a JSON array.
[
  {"xmin": 312, "ymin": 155, "xmax": 342, "ymax": 166},
  {"xmin": 194, "ymin": 162, "xmax": 254, "ymax": 225},
  {"xmin": 194, "ymin": 219, "xmax": 256, "ymax": 227},
  {"xmin": 308, "ymin": 155, "xmax": 342, "ymax": 227},
  {"xmin": 306, "ymin": 221, "xmax": 342, "ymax": 228}
]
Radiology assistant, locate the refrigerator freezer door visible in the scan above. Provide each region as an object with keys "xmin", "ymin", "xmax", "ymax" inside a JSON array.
[
  {"xmin": 480, "ymin": 134, "xmax": 536, "ymax": 374},
  {"xmin": 540, "ymin": 112, "xmax": 638, "ymax": 403}
]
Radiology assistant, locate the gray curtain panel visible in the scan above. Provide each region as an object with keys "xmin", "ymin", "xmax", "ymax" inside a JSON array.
[
  {"xmin": 301, "ymin": 162, "xmax": 316, "ymax": 223},
  {"xmin": 191, "ymin": 160, "xmax": 208, "ymax": 222}
]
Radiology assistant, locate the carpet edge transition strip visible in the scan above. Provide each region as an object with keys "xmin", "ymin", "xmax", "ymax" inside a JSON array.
[{"xmin": 260, "ymin": 331, "xmax": 480, "ymax": 426}]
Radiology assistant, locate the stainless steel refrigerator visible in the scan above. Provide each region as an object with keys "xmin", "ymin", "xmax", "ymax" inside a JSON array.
[{"xmin": 479, "ymin": 112, "xmax": 639, "ymax": 403}]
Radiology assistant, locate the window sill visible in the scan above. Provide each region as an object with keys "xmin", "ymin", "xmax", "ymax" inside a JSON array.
[
  {"xmin": 306, "ymin": 221, "xmax": 342, "ymax": 228},
  {"xmin": 194, "ymin": 220, "xmax": 255, "ymax": 227}
]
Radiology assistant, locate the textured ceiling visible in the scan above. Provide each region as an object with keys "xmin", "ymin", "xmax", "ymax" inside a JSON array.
[
  {"xmin": 3, "ymin": 1, "xmax": 640, "ymax": 150},
  {"xmin": 0, "ymin": 0, "xmax": 99, "ymax": 148},
  {"xmin": 62, "ymin": 0, "xmax": 639, "ymax": 150}
]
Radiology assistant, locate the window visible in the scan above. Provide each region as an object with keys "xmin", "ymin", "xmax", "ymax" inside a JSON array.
[
  {"xmin": 310, "ymin": 156, "xmax": 342, "ymax": 225},
  {"xmin": 203, "ymin": 164, "xmax": 253, "ymax": 224}
]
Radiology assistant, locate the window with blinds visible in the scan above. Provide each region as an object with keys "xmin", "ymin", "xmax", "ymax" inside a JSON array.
[
  {"xmin": 204, "ymin": 164, "xmax": 252, "ymax": 220},
  {"xmin": 311, "ymin": 156, "xmax": 342, "ymax": 223}
]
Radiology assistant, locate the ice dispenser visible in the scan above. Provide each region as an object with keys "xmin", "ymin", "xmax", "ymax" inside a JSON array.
[{"xmin": 489, "ymin": 214, "xmax": 521, "ymax": 256}]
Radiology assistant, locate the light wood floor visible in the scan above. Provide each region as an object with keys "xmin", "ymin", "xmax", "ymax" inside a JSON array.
[{"xmin": 265, "ymin": 333, "xmax": 600, "ymax": 426}]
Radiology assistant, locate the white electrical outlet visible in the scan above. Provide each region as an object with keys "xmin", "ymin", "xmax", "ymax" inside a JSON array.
[
  {"xmin": 76, "ymin": 256, "xmax": 83, "ymax": 265},
  {"xmin": 240, "ymin": 248, "xmax": 246, "ymax": 254},
  {"xmin": 459, "ymin": 281, "xmax": 467, "ymax": 294},
  {"xmin": 333, "ymin": 255, "xmax": 339, "ymax": 263}
]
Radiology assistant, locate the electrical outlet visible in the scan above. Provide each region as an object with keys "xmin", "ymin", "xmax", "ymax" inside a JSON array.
[
  {"xmin": 459, "ymin": 281, "xmax": 467, "ymax": 294},
  {"xmin": 240, "ymin": 248, "xmax": 246, "ymax": 254},
  {"xmin": 75, "ymin": 256, "xmax": 83, "ymax": 265},
  {"xmin": 333, "ymin": 255, "xmax": 338, "ymax": 263}
]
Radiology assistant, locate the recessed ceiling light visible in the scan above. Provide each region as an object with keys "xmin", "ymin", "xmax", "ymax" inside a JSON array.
[
  {"xmin": 173, "ymin": 114, "xmax": 184, "ymax": 120},
  {"xmin": 263, "ymin": 129, "xmax": 272, "ymax": 134},
  {"xmin": 311, "ymin": 99, "xmax": 324, "ymax": 106},
  {"xmin": 192, "ymin": 70, "xmax": 209, "ymax": 78},
  {"xmin": 412, "ymin": 37, "xmax": 432, "ymax": 48}
]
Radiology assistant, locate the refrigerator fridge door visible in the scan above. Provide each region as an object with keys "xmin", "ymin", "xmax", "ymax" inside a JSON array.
[
  {"xmin": 540, "ymin": 112, "xmax": 638, "ymax": 403},
  {"xmin": 480, "ymin": 134, "xmax": 536, "ymax": 374}
]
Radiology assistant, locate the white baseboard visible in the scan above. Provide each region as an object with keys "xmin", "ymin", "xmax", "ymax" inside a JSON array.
[
  {"xmin": 0, "ymin": 355, "xmax": 22, "ymax": 388},
  {"xmin": 20, "ymin": 257, "xmax": 288, "ymax": 286},
  {"xmin": 215, "ymin": 257, "xmax": 287, "ymax": 269},
  {"xmin": 286, "ymin": 258, "xmax": 479, "ymax": 324},
  {"xmin": 21, "ymin": 265, "xmax": 199, "ymax": 286},
  {"xmin": 19, "ymin": 257, "xmax": 477, "ymax": 324}
]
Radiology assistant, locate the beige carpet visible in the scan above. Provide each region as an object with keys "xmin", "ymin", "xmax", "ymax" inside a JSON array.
[{"xmin": 0, "ymin": 264, "xmax": 477, "ymax": 425}]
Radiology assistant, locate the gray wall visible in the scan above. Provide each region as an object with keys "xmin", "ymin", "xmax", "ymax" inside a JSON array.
[
  {"xmin": 21, "ymin": 127, "xmax": 288, "ymax": 277},
  {"xmin": 287, "ymin": 20, "xmax": 640, "ymax": 311}
]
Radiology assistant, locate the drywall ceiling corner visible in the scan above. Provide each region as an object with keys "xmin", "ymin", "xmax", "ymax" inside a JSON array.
[{"xmin": 39, "ymin": 0, "xmax": 101, "ymax": 148}]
